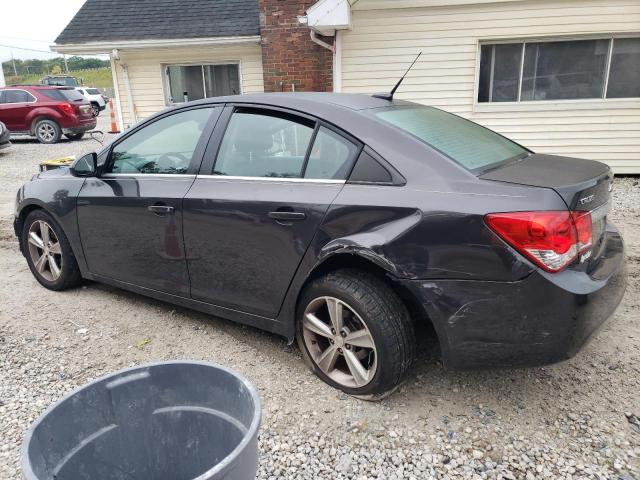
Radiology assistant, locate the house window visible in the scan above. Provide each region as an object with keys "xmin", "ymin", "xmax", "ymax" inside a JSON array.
[
  {"xmin": 165, "ymin": 64, "xmax": 240, "ymax": 104},
  {"xmin": 478, "ymin": 37, "xmax": 640, "ymax": 102}
]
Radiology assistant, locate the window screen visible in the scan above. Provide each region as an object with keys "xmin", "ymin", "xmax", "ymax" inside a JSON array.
[
  {"xmin": 374, "ymin": 106, "xmax": 527, "ymax": 171},
  {"xmin": 167, "ymin": 64, "xmax": 240, "ymax": 103},
  {"xmin": 478, "ymin": 37, "xmax": 640, "ymax": 102},
  {"xmin": 607, "ymin": 38, "xmax": 640, "ymax": 98}
]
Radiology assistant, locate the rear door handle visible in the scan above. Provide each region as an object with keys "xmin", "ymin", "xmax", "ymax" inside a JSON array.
[
  {"xmin": 148, "ymin": 204, "xmax": 175, "ymax": 215},
  {"xmin": 268, "ymin": 211, "xmax": 306, "ymax": 221}
]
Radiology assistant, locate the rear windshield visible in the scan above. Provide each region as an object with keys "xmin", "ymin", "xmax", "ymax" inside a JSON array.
[
  {"xmin": 373, "ymin": 106, "xmax": 528, "ymax": 172},
  {"xmin": 86, "ymin": 88, "xmax": 101, "ymax": 95},
  {"xmin": 39, "ymin": 89, "xmax": 86, "ymax": 102}
]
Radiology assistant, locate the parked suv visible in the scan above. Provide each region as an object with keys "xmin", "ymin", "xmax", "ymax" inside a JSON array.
[
  {"xmin": 0, "ymin": 86, "xmax": 96, "ymax": 144},
  {"xmin": 75, "ymin": 87, "xmax": 106, "ymax": 117}
]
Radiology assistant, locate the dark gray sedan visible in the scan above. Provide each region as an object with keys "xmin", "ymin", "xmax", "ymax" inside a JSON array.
[{"xmin": 13, "ymin": 93, "xmax": 626, "ymax": 398}]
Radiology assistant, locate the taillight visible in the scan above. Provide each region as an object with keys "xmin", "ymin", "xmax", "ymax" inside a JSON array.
[
  {"xmin": 485, "ymin": 211, "xmax": 593, "ymax": 273},
  {"xmin": 57, "ymin": 102, "xmax": 75, "ymax": 115}
]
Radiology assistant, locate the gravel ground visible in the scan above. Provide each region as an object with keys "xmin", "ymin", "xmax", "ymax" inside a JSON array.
[{"xmin": 0, "ymin": 119, "xmax": 639, "ymax": 480}]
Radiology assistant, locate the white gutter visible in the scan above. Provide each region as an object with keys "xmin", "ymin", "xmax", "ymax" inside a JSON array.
[
  {"xmin": 120, "ymin": 63, "xmax": 137, "ymax": 125},
  {"xmin": 109, "ymin": 51, "xmax": 124, "ymax": 131},
  {"xmin": 51, "ymin": 35, "xmax": 261, "ymax": 55},
  {"xmin": 333, "ymin": 30, "xmax": 342, "ymax": 93},
  {"xmin": 0, "ymin": 66, "xmax": 5, "ymax": 87}
]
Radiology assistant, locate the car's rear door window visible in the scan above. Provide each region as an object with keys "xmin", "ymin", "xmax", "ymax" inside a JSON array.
[
  {"xmin": 373, "ymin": 106, "xmax": 528, "ymax": 172},
  {"xmin": 2, "ymin": 90, "xmax": 35, "ymax": 103},
  {"xmin": 304, "ymin": 127, "xmax": 359, "ymax": 180},
  {"xmin": 213, "ymin": 109, "xmax": 358, "ymax": 180},
  {"xmin": 213, "ymin": 109, "xmax": 315, "ymax": 178},
  {"xmin": 107, "ymin": 107, "xmax": 216, "ymax": 174}
]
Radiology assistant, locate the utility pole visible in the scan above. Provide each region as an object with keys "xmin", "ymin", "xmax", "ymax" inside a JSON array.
[
  {"xmin": 63, "ymin": 54, "xmax": 68, "ymax": 73},
  {"xmin": 11, "ymin": 51, "xmax": 17, "ymax": 76}
]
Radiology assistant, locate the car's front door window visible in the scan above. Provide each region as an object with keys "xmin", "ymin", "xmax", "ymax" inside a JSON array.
[{"xmin": 108, "ymin": 107, "xmax": 215, "ymax": 175}]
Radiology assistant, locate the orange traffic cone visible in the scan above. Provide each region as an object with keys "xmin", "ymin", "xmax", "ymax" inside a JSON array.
[{"xmin": 108, "ymin": 99, "xmax": 120, "ymax": 134}]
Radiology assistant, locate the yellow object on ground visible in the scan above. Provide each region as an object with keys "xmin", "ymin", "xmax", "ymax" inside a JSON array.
[{"xmin": 39, "ymin": 156, "xmax": 76, "ymax": 172}]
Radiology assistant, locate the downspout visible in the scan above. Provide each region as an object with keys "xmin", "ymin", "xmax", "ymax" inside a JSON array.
[
  {"xmin": 333, "ymin": 30, "xmax": 342, "ymax": 93},
  {"xmin": 120, "ymin": 63, "xmax": 137, "ymax": 125},
  {"xmin": 109, "ymin": 51, "xmax": 124, "ymax": 131}
]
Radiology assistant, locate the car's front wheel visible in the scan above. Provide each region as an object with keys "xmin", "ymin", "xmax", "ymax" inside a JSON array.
[
  {"xmin": 297, "ymin": 269, "xmax": 416, "ymax": 399},
  {"xmin": 22, "ymin": 210, "xmax": 82, "ymax": 291},
  {"xmin": 34, "ymin": 119, "xmax": 61, "ymax": 144}
]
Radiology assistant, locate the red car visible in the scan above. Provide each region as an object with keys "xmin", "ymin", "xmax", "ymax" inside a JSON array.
[{"xmin": 0, "ymin": 86, "xmax": 96, "ymax": 144}]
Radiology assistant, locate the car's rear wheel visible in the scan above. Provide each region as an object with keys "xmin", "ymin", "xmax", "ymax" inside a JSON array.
[
  {"xmin": 91, "ymin": 103, "xmax": 100, "ymax": 117},
  {"xmin": 297, "ymin": 269, "xmax": 416, "ymax": 400},
  {"xmin": 34, "ymin": 119, "xmax": 61, "ymax": 144},
  {"xmin": 65, "ymin": 133, "xmax": 85, "ymax": 141},
  {"xmin": 22, "ymin": 210, "xmax": 82, "ymax": 291}
]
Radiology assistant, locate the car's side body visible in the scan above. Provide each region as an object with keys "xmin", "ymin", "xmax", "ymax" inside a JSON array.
[
  {"xmin": 0, "ymin": 86, "xmax": 96, "ymax": 137},
  {"xmin": 13, "ymin": 93, "xmax": 626, "ymax": 369}
]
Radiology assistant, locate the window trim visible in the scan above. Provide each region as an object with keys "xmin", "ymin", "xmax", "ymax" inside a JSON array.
[
  {"xmin": 162, "ymin": 61, "xmax": 243, "ymax": 106},
  {"xmin": 473, "ymin": 33, "xmax": 640, "ymax": 109},
  {"xmin": 0, "ymin": 89, "xmax": 37, "ymax": 105}
]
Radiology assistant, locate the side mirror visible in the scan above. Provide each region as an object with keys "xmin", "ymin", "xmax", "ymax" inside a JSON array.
[{"xmin": 70, "ymin": 152, "xmax": 98, "ymax": 177}]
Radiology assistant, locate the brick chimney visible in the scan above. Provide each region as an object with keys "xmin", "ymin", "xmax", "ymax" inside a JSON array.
[{"xmin": 258, "ymin": 0, "xmax": 333, "ymax": 92}]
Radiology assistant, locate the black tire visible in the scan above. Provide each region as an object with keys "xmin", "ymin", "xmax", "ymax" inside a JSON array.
[
  {"xmin": 34, "ymin": 119, "xmax": 61, "ymax": 144},
  {"xmin": 91, "ymin": 103, "xmax": 100, "ymax": 117},
  {"xmin": 21, "ymin": 209, "xmax": 82, "ymax": 291},
  {"xmin": 296, "ymin": 269, "xmax": 416, "ymax": 400},
  {"xmin": 65, "ymin": 132, "xmax": 85, "ymax": 141}
]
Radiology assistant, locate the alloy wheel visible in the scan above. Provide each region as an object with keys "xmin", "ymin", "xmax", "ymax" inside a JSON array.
[
  {"xmin": 91, "ymin": 104, "xmax": 99, "ymax": 116},
  {"xmin": 37, "ymin": 123, "xmax": 56, "ymax": 142},
  {"xmin": 302, "ymin": 296, "xmax": 377, "ymax": 389},
  {"xmin": 27, "ymin": 220, "xmax": 63, "ymax": 282}
]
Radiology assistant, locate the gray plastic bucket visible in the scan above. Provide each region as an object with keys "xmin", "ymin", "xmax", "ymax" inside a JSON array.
[{"xmin": 21, "ymin": 361, "xmax": 261, "ymax": 480}]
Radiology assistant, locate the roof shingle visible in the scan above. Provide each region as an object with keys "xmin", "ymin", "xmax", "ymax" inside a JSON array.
[{"xmin": 55, "ymin": 0, "xmax": 260, "ymax": 45}]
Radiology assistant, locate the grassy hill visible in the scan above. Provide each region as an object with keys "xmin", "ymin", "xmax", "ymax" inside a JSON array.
[{"xmin": 5, "ymin": 67, "xmax": 113, "ymax": 89}]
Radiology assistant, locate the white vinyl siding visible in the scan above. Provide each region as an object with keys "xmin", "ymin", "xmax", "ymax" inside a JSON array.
[
  {"xmin": 340, "ymin": 0, "xmax": 640, "ymax": 173},
  {"xmin": 113, "ymin": 43, "xmax": 264, "ymax": 128}
]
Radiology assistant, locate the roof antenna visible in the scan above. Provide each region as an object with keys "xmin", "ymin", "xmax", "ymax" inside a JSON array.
[{"xmin": 373, "ymin": 52, "xmax": 422, "ymax": 101}]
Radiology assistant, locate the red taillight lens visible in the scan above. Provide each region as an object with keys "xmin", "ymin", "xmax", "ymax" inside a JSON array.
[
  {"xmin": 57, "ymin": 102, "xmax": 75, "ymax": 115},
  {"xmin": 485, "ymin": 211, "xmax": 593, "ymax": 272}
]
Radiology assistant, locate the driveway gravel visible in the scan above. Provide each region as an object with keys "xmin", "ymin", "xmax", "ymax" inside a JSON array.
[{"xmin": 0, "ymin": 118, "xmax": 639, "ymax": 479}]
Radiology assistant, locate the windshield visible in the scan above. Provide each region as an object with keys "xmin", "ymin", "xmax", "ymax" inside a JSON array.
[
  {"xmin": 373, "ymin": 106, "xmax": 528, "ymax": 172},
  {"xmin": 86, "ymin": 88, "xmax": 101, "ymax": 95}
]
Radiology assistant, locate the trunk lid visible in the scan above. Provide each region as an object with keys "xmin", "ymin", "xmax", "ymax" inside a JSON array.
[{"xmin": 480, "ymin": 153, "xmax": 613, "ymax": 269}]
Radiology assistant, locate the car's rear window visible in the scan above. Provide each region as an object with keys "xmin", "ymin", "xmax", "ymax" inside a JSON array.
[
  {"xmin": 373, "ymin": 106, "xmax": 528, "ymax": 172},
  {"xmin": 39, "ymin": 89, "xmax": 86, "ymax": 102},
  {"xmin": 86, "ymin": 88, "xmax": 101, "ymax": 95}
]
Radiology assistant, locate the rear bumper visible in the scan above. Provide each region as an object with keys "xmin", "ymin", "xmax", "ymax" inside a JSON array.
[
  {"xmin": 62, "ymin": 120, "xmax": 96, "ymax": 135},
  {"xmin": 403, "ymin": 225, "xmax": 626, "ymax": 368}
]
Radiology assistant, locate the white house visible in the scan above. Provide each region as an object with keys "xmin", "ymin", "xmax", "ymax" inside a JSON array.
[{"xmin": 54, "ymin": 0, "xmax": 640, "ymax": 172}]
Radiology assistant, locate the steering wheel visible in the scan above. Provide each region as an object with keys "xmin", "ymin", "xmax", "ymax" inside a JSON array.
[{"xmin": 157, "ymin": 152, "xmax": 189, "ymax": 172}]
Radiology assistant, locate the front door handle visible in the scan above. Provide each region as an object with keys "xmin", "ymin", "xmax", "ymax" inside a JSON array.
[
  {"xmin": 268, "ymin": 211, "xmax": 306, "ymax": 221},
  {"xmin": 148, "ymin": 204, "xmax": 175, "ymax": 215}
]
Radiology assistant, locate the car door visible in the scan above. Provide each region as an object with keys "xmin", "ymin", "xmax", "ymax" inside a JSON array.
[
  {"xmin": 183, "ymin": 105, "xmax": 361, "ymax": 318},
  {"xmin": 76, "ymin": 105, "xmax": 221, "ymax": 296},
  {"xmin": 0, "ymin": 89, "xmax": 36, "ymax": 131}
]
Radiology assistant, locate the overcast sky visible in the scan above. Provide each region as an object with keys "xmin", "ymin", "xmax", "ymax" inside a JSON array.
[{"xmin": 0, "ymin": 0, "xmax": 87, "ymax": 62}]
